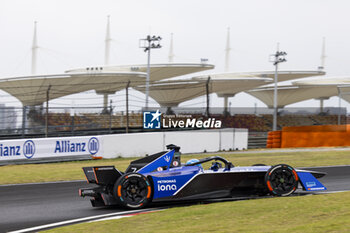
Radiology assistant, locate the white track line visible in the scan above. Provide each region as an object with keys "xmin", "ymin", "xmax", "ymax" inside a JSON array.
[
  {"xmin": 88, "ymin": 215, "xmax": 132, "ymax": 223},
  {"xmin": 320, "ymin": 190, "xmax": 349, "ymax": 194},
  {"xmin": 8, "ymin": 208, "xmax": 161, "ymax": 233},
  {"xmin": 8, "ymin": 189, "xmax": 349, "ymax": 233},
  {"xmin": 0, "ymin": 180, "xmax": 85, "ymax": 187},
  {"xmin": 89, "ymin": 209, "xmax": 165, "ymax": 223},
  {"xmin": 298, "ymin": 165, "xmax": 350, "ymax": 169}
]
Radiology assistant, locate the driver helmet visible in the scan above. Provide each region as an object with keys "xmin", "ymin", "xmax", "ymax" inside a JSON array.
[{"xmin": 186, "ymin": 159, "xmax": 203, "ymax": 170}]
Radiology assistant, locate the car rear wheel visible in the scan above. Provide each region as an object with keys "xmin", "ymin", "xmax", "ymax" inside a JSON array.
[
  {"xmin": 114, "ymin": 173, "xmax": 152, "ymax": 209},
  {"xmin": 265, "ymin": 164, "xmax": 298, "ymax": 196}
]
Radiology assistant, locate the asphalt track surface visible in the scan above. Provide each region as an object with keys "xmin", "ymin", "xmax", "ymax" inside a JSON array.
[{"xmin": 0, "ymin": 166, "xmax": 349, "ymax": 233}]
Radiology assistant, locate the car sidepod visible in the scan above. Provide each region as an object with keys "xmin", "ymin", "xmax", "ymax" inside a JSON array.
[{"xmin": 148, "ymin": 166, "xmax": 200, "ymax": 200}]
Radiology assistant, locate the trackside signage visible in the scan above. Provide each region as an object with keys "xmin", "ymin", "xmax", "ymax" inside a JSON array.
[{"xmin": 0, "ymin": 136, "xmax": 102, "ymax": 161}]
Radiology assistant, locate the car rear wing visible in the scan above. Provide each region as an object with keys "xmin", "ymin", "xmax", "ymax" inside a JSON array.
[{"xmin": 82, "ymin": 166, "xmax": 123, "ymax": 185}]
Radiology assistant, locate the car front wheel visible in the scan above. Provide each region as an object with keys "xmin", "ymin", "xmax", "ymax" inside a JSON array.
[{"xmin": 265, "ymin": 164, "xmax": 298, "ymax": 196}]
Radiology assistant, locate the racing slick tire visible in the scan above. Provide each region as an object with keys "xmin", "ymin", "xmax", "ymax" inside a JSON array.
[
  {"xmin": 114, "ymin": 173, "xmax": 152, "ymax": 209},
  {"xmin": 265, "ymin": 164, "xmax": 298, "ymax": 196}
]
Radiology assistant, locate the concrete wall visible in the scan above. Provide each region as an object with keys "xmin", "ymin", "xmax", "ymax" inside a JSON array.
[
  {"xmin": 102, "ymin": 128, "xmax": 248, "ymax": 158},
  {"xmin": 0, "ymin": 135, "xmax": 103, "ymax": 161},
  {"xmin": 0, "ymin": 128, "xmax": 248, "ymax": 162},
  {"xmin": 103, "ymin": 132, "xmax": 164, "ymax": 158}
]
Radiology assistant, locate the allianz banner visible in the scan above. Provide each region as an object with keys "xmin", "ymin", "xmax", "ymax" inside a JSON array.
[{"xmin": 0, "ymin": 136, "xmax": 103, "ymax": 161}]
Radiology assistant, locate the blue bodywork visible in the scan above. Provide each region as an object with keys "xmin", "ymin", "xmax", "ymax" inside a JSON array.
[
  {"xmin": 138, "ymin": 150, "xmax": 175, "ymax": 174},
  {"xmin": 138, "ymin": 150, "xmax": 326, "ymax": 200},
  {"xmin": 297, "ymin": 171, "xmax": 327, "ymax": 191},
  {"xmin": 80, "ymin": 146, "xmax": 328, "ymax": 208}
]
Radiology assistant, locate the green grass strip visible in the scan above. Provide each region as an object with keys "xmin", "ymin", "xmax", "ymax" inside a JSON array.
[{"xmin": 45, "ymin": 191, "xmax": 350, "ymax": 233}]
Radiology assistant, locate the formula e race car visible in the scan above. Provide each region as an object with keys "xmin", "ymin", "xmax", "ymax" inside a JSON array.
[{"xmin": 79, "ymin": 144, "xmax": 327, "ymax": 209}]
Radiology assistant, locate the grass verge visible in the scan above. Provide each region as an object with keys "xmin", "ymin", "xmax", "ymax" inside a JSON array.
[
  {"xmin": 0, "ymin": 150, "xmax": 349, "ymax": 185},
  {"xmin": 45, "ymin": 191, "xmax": 350, "ymax": 233}
]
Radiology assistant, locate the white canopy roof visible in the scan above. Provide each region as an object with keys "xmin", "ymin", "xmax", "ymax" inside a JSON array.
[
  {"xmin": 247, "ymin": 85, "xmax": 338, "ymax": 108},
  {"xmin": 136, "ymin": 77, "xmax": 272, "ymax": 107},
  {"xmin": 0, "ymin": 72, "xmax": 145, "ymax": 106},
  {"xmin": 0, "ymin": 63, "xmax": 214, "ymax": 106},
  {"xmin": 292, "ymin": 77, "xmax": 350, "ymax": 105},
  {"xmin": 135, "ymin": 80, "xmax": 206, "ymax": 107},
  {"xmin": 192, "ymin": 74, "xmax": 272, "ymax": 97},
  {"xmin": 0, "ymin": 65, "xmax": 328, "ymax": 108},
  {"xmin": 293, "ymin": 77, "xmax": 350, "ymax": 86},
  {"xmin": 66, "ymin": 63, "xmax": 215, "ymax": 82},
  {"xmin": 238, "ymin": 70, "xmax": 325, "ymax": 82},
  {"xmin": 135, "ymin": 70, "xmax": 326, "ymax": 107},
  {"xmin": 193, "ymin": 70, "xmax": 325, "ymax": 96},
  {"xmin": 195, "ymin": 70, "xmax": 325, "ymax": 82},
  {"xmin": 337, "ymin": 85, "xmax": 350, "ymax": 103}
]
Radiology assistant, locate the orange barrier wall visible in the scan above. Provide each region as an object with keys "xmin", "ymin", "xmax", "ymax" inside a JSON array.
[
  {"xmin": 266, "ymin": 124, "xmax": 350, "ymax": 148},
  {"xmin": 266, "ymin": 131, "xmax": 282, "ymax": 148}
]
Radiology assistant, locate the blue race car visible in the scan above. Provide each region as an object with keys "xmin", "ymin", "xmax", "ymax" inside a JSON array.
[{"xmin": 79, "ymin": 144, "xmax": 327, "ymax": 209}]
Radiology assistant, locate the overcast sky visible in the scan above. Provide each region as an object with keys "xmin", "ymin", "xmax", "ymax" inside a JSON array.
[{"xmin": 1, "ymin": 0, "xmax": 350, "ymax": 111}]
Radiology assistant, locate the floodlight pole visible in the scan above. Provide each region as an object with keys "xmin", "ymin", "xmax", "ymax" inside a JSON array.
[
  {"xmin": 270, "ymin": 47, "xmax": 287, "ymax": 131},
  {"xmin": 146, "ymin": 46, "xmax": 151, "ymax": 109},
  {"xmin": 140, "ymin": 35, "xmax": 162, "ymax": 110},
  {"xmin": 273, "ymin": 61, "xmax": 278, "ymax": 131},
  {"xmin": 338, "ymin": 92, "xmax": 341, "ymax": 125}
]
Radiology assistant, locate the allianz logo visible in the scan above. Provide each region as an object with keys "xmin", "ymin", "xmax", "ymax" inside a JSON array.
[
  {"xmin": 54, "ymin": 137, "xmax": 99, "ymax": 155},
  {"xmin": 0, "ymin": 140, "xmax": 35, "ymax": 159},
  {"xmin": 54, "ymin": 140, "xmax": 87, "ymax": 153},
  {"xmin": 0, "ymin": 144, "xmax": 21, "ymax": 156}
]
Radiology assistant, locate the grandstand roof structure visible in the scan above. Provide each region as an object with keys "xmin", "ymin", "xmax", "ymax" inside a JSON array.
[
  {"xmin": 0, "ymin": 60, "xmax": 332, "ymax": 109},
  {"xmin": 66, "ymin": 63, "xmax": 215, "ymax": 82},
  {"xmin": 0, "ymin": 63, "xmax": 215, "ymax": 106},
  {"xmin": 0, "ymin": 72, "xmax": 146, "ymax": 106},
  {"xmin": 135, "ymin": 80, "xmax": 207, "ymax": 107},
  {"xmin": 292, "ymin": 77, "xmax": 350, "ymax": 86},
  {"xmin": 193, "ymin": 70, "xmax": 325, "ymax": 96},
  {"xmin": 293, "ymin": 77, "xmax": 350, "ymax": 104},
  {"xmin": 337, "ymin": 85, "xmax": 350, "ymax": 103},
  {"xmin": 134, "ymin": 70, "xmax": 327, "ymax": 107},
  {"xmin": 254, "ymin": 70, "xmax": 326, "ymax": 81},
  {"xmin": 247, "ymin": 85, "xmax": 338, "ymax": 108},
  {"xmin": 136, "ymin": 77, "xmax": 272, "ymax": 107},
  {"xmin": 193, "ymin": 75, "xmax": 273, "ymax": 97},
  {"xmin": 201, "ymin": 70, "xmax": 325, "ymax": 82}
]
